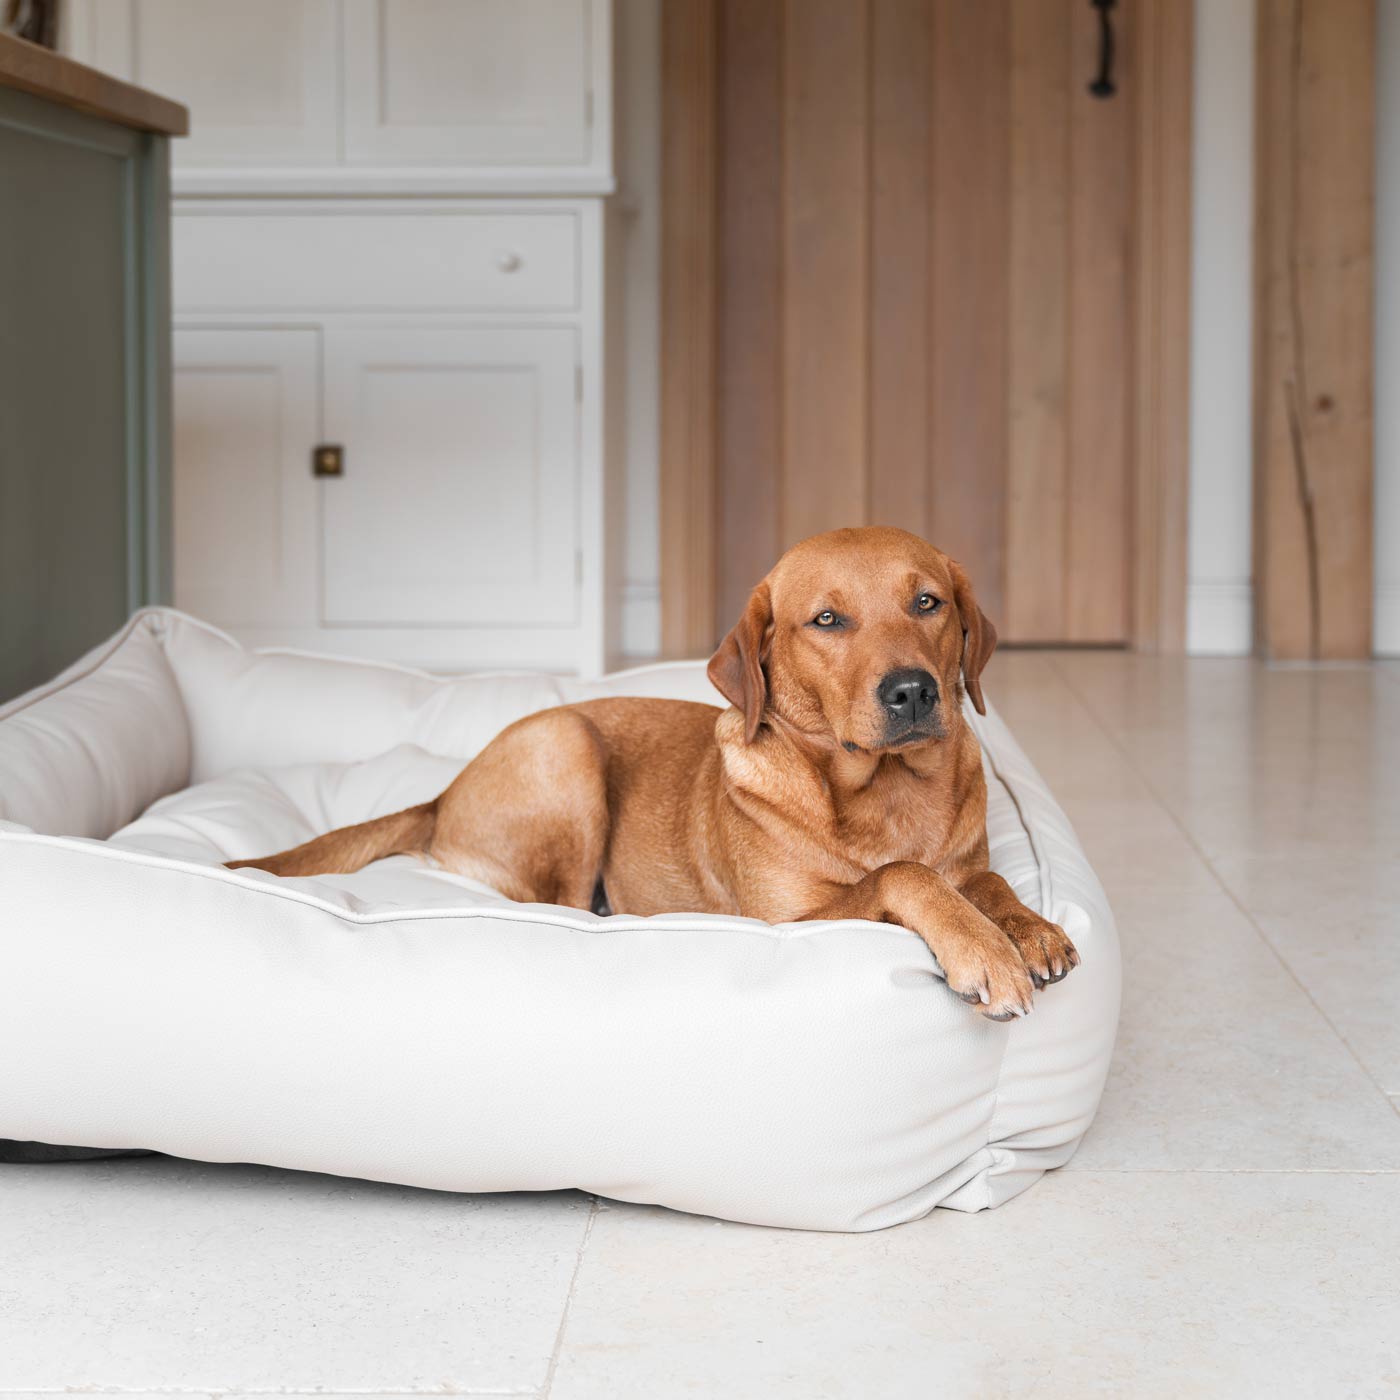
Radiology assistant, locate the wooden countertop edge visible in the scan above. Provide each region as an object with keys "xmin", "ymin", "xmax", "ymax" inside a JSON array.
[{"xmin": 0, "ymin": 31, "xmax": 187, "ymax": 136}]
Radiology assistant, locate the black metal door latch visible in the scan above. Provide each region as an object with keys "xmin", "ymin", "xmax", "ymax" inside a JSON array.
[{"xmin": 1088, "ymin": 0, "xmax": 1117, "ymax": 99}]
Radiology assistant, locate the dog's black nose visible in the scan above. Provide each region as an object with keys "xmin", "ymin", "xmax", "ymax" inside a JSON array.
[{"xmin": 877, "ymin": 669, "xmax": 939, "ymax": 725}]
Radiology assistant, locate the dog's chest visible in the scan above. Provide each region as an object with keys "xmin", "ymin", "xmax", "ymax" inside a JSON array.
[{"xmin": 826, "ymin": 781, "xmax": 958, "ymax": 873}]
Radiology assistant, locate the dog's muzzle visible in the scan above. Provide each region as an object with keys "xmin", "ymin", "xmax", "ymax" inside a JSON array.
[{"xmin": 876, "ymin": 668, "xmax": 939, "ymax": 737}]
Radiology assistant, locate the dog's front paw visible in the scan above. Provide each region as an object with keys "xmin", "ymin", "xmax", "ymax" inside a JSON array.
[
  {"xmin": 945, "ymin": 936, "xmax": 1037, "ymax": 1022},
  {"xmin": 1001, "ymin": 912, "xmax": 1080, "ymax": 990}
]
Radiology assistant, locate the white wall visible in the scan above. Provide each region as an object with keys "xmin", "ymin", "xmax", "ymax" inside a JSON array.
[
  {"xmin": 1375, "ymin": 0, "xmax": 1400, "ymax": 655},
  {"xmin": 1186, "ymin": 0, "xmax": 1256, "ymax": 655},
  {"xmin": 614, "ymin": 0, "xmax": 662, "ymax": 659}
]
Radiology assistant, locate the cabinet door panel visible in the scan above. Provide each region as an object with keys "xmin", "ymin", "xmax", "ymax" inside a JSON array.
[
  {"xmin": 172, "ymin": 329, "xmax": 320, "ymax": 626},
  {"xmin": 73, "ymin": 0, "xmax": 339, "ymax": 167},
  {"xmin": 343, "ymin": 0, "xmax": 593, "ymax": 166},
  {"xmin": 321, "ymin": 326, "xmax": 578, "ymax": 627}
]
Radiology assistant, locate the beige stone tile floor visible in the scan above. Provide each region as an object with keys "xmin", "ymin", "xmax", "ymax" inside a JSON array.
[{"xmin": 2, "ymin": 652, "xmax": 1398, "ymax": 1398}]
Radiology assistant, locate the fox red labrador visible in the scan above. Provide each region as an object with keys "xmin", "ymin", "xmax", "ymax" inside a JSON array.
[{"xmin": 229, "ymin": 527, "xmax": 1079, "ymax": 1019}]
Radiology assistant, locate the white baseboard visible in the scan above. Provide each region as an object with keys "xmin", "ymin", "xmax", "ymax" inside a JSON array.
[
  {"xmin": 1186, "ymin": 580, "xmax": 1400, "ymax": 657},
  {"xmin": 620, "ymin": 579, "xmax": 660, "ymax": 660},
  {"xmin": 1375, "ymin": 583, "xmax": 1400, "ymax": 657},
  {"xmin": 1186, "ymin": 580, "xmax": 1253, "ymax": 656}
]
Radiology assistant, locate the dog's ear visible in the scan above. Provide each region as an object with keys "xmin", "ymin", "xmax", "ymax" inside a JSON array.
[
  {"xmin": 707, "ymin": 582, "xmax": 773, "ymax": 743},
  {"xmin": 950, "ymin": 560, "xmax": 997, "ymax": 717}
]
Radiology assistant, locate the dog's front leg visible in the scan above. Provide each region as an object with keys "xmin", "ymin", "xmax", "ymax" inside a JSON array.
[
  {"xmin": 958, "ymin": 871, "xmax": 1080, "ymax": 991},
  {"xmin": 804, "ymin": 863, "xmax": 1035, "ymax": 1021}
]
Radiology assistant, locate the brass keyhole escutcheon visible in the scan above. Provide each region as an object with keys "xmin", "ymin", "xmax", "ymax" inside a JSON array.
[{"xmin": 313, "ymin": 444, "xmax": 344, "ymax": 477}]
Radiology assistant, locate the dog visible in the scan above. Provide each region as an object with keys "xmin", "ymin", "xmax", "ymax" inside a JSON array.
[{"xmin": 228, "ymin": 527, "xmax": 1078, "ymax": 1020}]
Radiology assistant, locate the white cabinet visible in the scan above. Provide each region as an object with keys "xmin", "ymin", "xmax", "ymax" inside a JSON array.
[
  {"xmin": 173, "ymin": 321, "xmax": 585, "ymax": 656},
  {"xmin": 173, "ymin": 206, "xmax": 582, "ymax": 313},
  {"xmin": 74, "ymin": 3, "xmax": 617, "ymax": 673},
  {"xmin": 172, "ymin": 328, "xmax": 320, "ymax": 627},
  {"xmin": 66, "ymin": 0, "xmax": 612, "ymax": 193},
  {"xmin": 69, "ymin": 0, "xmax": 340, "ymax": 169},
  {"xmin": 321, "ymin": 325, "xmax": 579, "ymax": 629},
  {"xmin": 169, "ymin": 198, "xmax": 606, "ymax": 672},
  {"xmin": 343, "ymin": 0, "xmax": 594, "ymax": 169}
]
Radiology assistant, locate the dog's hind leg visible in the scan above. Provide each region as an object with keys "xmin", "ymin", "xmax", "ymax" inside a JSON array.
[{"xmin": 428, "ymin": 706, "xmax": 611, "ymax": 910}]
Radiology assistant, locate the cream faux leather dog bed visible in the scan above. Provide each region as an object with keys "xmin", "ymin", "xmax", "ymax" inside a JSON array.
[{"xmin": 0, "ymin": 609, "xmax": 1119, "ymax": 1231}]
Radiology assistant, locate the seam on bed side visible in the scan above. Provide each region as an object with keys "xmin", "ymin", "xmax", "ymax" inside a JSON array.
[
  {"xmin": 0, "ymin": 829, "xmax": 935, "ymax": 948},
  {"xmin": 969, "ymin": 708, "xmax": 1056, "ymax": 919},
  {"xmin": 0, "ymin": 609, "xmax": 165, "ymax": 723},
  {"xmin": 966, "ymin": 705, "xmax": 1058, "ymax": 1195}
]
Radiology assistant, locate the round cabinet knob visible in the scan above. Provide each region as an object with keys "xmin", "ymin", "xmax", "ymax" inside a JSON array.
[{"xmin": 495, "ymin": 251, "xmax": 522, "ymax": 273}]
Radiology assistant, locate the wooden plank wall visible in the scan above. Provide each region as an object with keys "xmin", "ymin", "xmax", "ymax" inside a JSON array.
[
  {"xmin": 715, "ymin": 0, "xmax": 782, "ymax": 639},
  {"xmin": 709, "ymin": 0, "xmax": 1136, "ymax": 644},
  {"xmin": 928, "ymin": 0, "xmax": 1010, "ymax": 626},
  {"xmin": 1064, "ymin": 0, "xmax": 1134, "ymax": 643},
  {"xmin": 659, "ymin": 0, "xmax": 719, "ymax": 658},
  {"xmin": 1131, "ymin": 0, "xmax": 1193, "ymax": 654},
  {"xmin": 1254, "ymin": 0, "xmax": 1375, "ymax": 659},
  {"xmin": 1007, "ymin": 0, "xmax": 1071, "ymax": 640}
]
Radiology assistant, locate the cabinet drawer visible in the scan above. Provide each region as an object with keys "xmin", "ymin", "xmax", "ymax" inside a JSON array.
[{"xmin": 173, "ymin": 211, "xmax": 580, "ymax": 312}]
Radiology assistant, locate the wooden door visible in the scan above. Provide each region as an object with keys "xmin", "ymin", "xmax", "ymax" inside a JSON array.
[
  {"xmin": 663, "ymin": 0, "xmax": 1191, "ymax": 651},
  {"xmin": 320, "ymin": 324, "xmax": 580, "ymax": 629},
  {"xmin": 172, "ymin": 327, "xmax": 321, "ymax": 628}
]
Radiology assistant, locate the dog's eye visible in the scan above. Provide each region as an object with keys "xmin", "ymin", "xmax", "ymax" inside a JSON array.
[
  {"xmin": 814, "ymin": 610, "xmax": 838, "ymax": 627},
  {"xmin": 915, "ymin": 593, "xmax": 942, "ymax": 614}
]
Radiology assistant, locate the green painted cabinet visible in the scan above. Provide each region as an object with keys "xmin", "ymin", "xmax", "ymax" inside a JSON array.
[{"xmin": 0, "ymin": 54, "xmax": 181, "ymax": 702}]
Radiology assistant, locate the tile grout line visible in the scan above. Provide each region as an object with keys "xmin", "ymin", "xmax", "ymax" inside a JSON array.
[
  {"xmin": 1058, "ymin": 1166, "xmax": 1400, "ymax": 1174},
  {"xmin": 1047, "ymin": 654, "xmax": 1400, "ymax": 1122},
  {"xmin": 538, "ymin": 1193, "xmax": 599, "ymax": 1400}
]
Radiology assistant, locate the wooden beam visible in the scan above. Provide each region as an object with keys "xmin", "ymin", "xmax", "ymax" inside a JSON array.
[
  {"xmin": 869, "ymin": 0, "xmax": 931, "ymax": 535},
  {"xmin": 715, "ymin": 0, "xmax": 783, "ymax": 636},
  {"xmin": 659, "ymin": 0, "xmax": 719, "ymax": 659},
  {"xmin": 1131, "ymin": 0, "xmax": 1193, "ymax": 653},
  {"xmin": 781, "ymin": 0, "xmax": 870, "ymax": 546},
  {"xmin": 928, "ymin": 0, "xmax": 1010, "ymax": 622},
  {"xmin": 1005, "ymin": 0, "xmax": 1071, "ymax": 641},
  {"xmin": 1065, "ymin": 0, "xmax": 1134, "ymax": 643},
  {"xmin": 1254, "ymin": 0, "xmax": 1375, "ymax": 659}
]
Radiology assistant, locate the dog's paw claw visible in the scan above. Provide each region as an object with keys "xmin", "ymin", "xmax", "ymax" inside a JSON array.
[
  {"xmin": 1006, "ymin": 916, "xmax": 1080, "ymax": 991},
  {"xmin": 958, "ymin": 974, "xmax": 1034, "ymax": 1023}
]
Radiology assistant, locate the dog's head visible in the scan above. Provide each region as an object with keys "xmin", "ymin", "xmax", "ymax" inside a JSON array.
[{"xmin": 707, "ymin": 527, "xmax": 996, "ymax": 752}]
